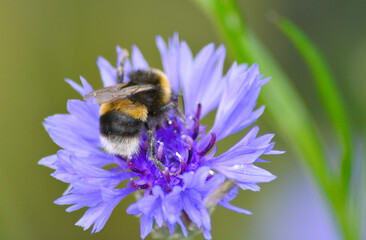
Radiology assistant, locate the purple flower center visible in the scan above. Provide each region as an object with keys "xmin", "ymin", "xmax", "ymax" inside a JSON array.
[{"xmin": 116, "ymin": 103, "xmax": 216, "ymax": 192}]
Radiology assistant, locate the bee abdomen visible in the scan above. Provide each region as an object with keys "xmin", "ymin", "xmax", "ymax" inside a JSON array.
[
  {"xmin": 100, "ymin": 111, "xmax": 143, "ymax": 137},
  {"xmin": 99, "ymin": 111, "xmax": 143, "ymax": 157}
]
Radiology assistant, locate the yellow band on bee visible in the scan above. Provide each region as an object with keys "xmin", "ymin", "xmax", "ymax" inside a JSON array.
[
  {"xmin": 153, "ymin": 69, "xmax": 171, "ymax": 105},
  {"xmin": 100, "ymin": 99, "xmax": 148, "ymax": 122}
]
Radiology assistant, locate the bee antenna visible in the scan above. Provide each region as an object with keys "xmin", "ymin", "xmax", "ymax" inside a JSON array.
[{"xmin": 117, "ymin": 49, "xmax": 129, "ymax": 83}]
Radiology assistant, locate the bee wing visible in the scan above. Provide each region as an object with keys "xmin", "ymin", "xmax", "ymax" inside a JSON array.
[
  {"xmin": 84, "ymin": 83, "xmax": 156, "ymax": 104},
  {"xmin": 83, "ymin": 82, "xmax": 129, "ymax": 101}
]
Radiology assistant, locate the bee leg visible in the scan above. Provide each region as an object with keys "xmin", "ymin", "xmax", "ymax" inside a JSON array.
[
  {"xmin": 145, "ymin": 123, "xmax": 166, "ymax": 172},
  {"xmin": 156, "ymin": 102, "xmax": 174, "ymax": 115},
  {"xmin": 117, "ymin": 49, "xmax": 129, "ymax": 83},
  {"xmin": 157, "ymin": 100, "xmax": 187, "ymax": 127},
  {"xmin": 173, "ymin": 100, "xmax": 187, "ymax": 128},
  {"xmin": 174, "ymin": 95, "xmax": 188, "ymax": 126}
]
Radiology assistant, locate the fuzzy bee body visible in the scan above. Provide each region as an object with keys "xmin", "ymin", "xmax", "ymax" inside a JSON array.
[{"xmin": 85, "ymin": 68, "xmax": 172, "ymax": 158}]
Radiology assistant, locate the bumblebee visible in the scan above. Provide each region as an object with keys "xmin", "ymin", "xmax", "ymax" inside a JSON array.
[{"xmin": 84, "ymin": 51, "xmax": 178, "ymax": 171}]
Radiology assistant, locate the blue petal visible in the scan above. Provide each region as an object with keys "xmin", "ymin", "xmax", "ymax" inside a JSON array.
[
  {"xmin": 152, "ymin": 185, "xmax": 165, "ymax": 198},
  {"xmin": 93, "ymin": 188, "xmax": 135, "ymax": 233},
  {"xmin": 200, "ymin": 174, "xmax": 226, "ymax": 197},
  {"xmin": 190, "ymin": 167, "xmax": 211, "ymax": 188},
  {"xmin": 116, "ymin": 45, "xmax": 132, "ymax": 82},
  {"xmin": 178, "ymin": 41, "xmax": 193, "ymax": 95},
  {"xmin": 217, "ymin": 186, "xmax": 252, "ymax": 214},
  {"xmin": 73, "ymin": 187, "xmax": 134, "ymax": 233},
  {"xmin": 71, "ymin": 181, "xmax": 102, "ymax": 193},
  {"xmin": 154, "ymin": 206, "xmax": 164, "ymax": 228},
  {"xmin": 199, "ymin": 45, "xmax": 226, "ymax": 118},
  {"xmin": 140, "ymin": 214, "xmax": 154, "ymax": 239},
  {"xmin": 126, "ymin": 203, "xmax": 140, "ymax": 215},
  {"xmin": 136, "ymin": 195, "xmax": 157, "ymax": 215},
  {"xmin": 79, "ymin": 76, "xmax": 93, "ymax": 95},
  {"xmin": 97, "ymin": 57, "xmax": 117, "ymax": 87},
  {"xmin": 203, "ymin": 228, "xmax": 212, "ymax": 240},
  {"xmin": 116, "ymin": 45, "xmax": 124, "ymax": 66},
  {"xmin": 55, "ymin": 192, "xmax": 101, "ymax": 211},
  {"xmin": 208, "ymin": 146, "xmax": 269, "ymax": 167},
  {"xmin": 132, "ymin": 45, "xmax": 149, "ymax": 70},
  {"xmin": 215, "ymin": 164, "xmax": 276, "ymax": 185},
  {"xmin": 205, "ymin": 127, "xmax": 278, "ymax": 186},
  {"xmin": 181, "ymin": 43, "xmax": 226, "ymax": 118},
  {"xmin": 67, "ymin": 99, "xmax": 99, "ymax": 123},
  {"xmin": 212, "ymin": 63, "xmax": 269, "ymax": 141},
  {"xmin": 91, "ymin": 199, "xmax": 120, "ymax": 233},
  {"xmin": 182, "ymin": 43, "xmax": 215, "ymax": 116},
  {"xmin": 200, "ymin": 206, "xmax": 211, "ymax": 231},
  {"xmin": 55, "ymin": 150, "xmax": 74, "ymax": 173},
  {"xmin": 206, "ymin": 127, "xmax": 277, "ymax": 169},
  {"xmin": 156, "ymin": 33, "xmax": 182, "ymax": 93},
  {"xmin": 200, "ymin": 207, "xmax": 212, "ymax": 240},
  {"xmin": 222, "ymin": 185, "xmax": 238, "ymax": 203},
  {"xmin": 64, "ymin": 76, "xmax": 93, "ymax": 98},
  {"xmin": 167, "ymin": 222, "xmax": 176, "ymax": 235},
  {"xmin": 190, "ymin": 45, "xmax": 226, "ymax": 118},
  {"xmin": 182, "ymin": 171, "xmax": 195, "ymax": 189},
  {"xmin": 71, "ymin": 157, "xmax": 118, "ymax": 179},
  {"xmin": 266, "ymin": 149, "xmax": 286, "ymax": 155},
  {"xmin": 182, "ymin": 191, "xmax": 202, "ymax": 228},
  {"xmin": 236, "ymin": 182, "xmax": 261, "ymax": 191},
  {"xmin": 75, "ymin": 203, "xmax": 105, "ymax": 231},
  {"xmin": 44, "ymin": 115, "xmax": 97, "ymax": 153},
  {"xmin": 38, "ymin": 154, "xmax": 57, "ymax": 169},
  {"xmin": 164, "ymin": 186, "xmax": 183, "ymax": 224},
  {"xmin": 66, "ymin": 100, "xmax": 100, "ymax": 143},
  {"xmin": 177, "ymin": 218, "xmax": 188, "ymax": 237},
  {"xmin": 214, "ymin": 146, "xmax": 271, "ymax": 166},
  {"xmin": 83, "ymin": 148, "xmax": 118, "ymax": 166},
  {"xmin": 44, "ymin": 98, "xmax": 103, "ymax": 157},
  {"xmin": 65, "ymin": 79, "xmax": 85, "ymax": 96},
  {"xmin": 218, "ymin": 201, "xmax": 252, "ymax": 215}
]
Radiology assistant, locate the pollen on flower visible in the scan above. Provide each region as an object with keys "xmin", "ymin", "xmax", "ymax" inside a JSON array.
[{"xmin": 39, "ymin": 33, "xmax": 282, "ymax": 240}]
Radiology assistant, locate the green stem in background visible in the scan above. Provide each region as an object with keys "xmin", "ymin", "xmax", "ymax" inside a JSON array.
[
  {"xmin": 190, "ymin": 0, "xmax": 360, "ymax": 239},
  {"xmin": 271, "ymin": 14, "xmax": 353, "ymax": 194},
  {"xmin": 190, "ymin": 0, "xmax": 329, "ymax": 195},
  {"xmin": 363, "ymin": 129, "xmax": 366, "ymax": 240},
  {"xmin": 271, "ymin": 15, "xmax": 360, "ymax": 239}
]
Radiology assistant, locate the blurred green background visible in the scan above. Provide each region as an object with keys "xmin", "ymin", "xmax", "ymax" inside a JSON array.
[{"xmin": 0, "ymin": 0, "xmax": 365, "ymax": 239}]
